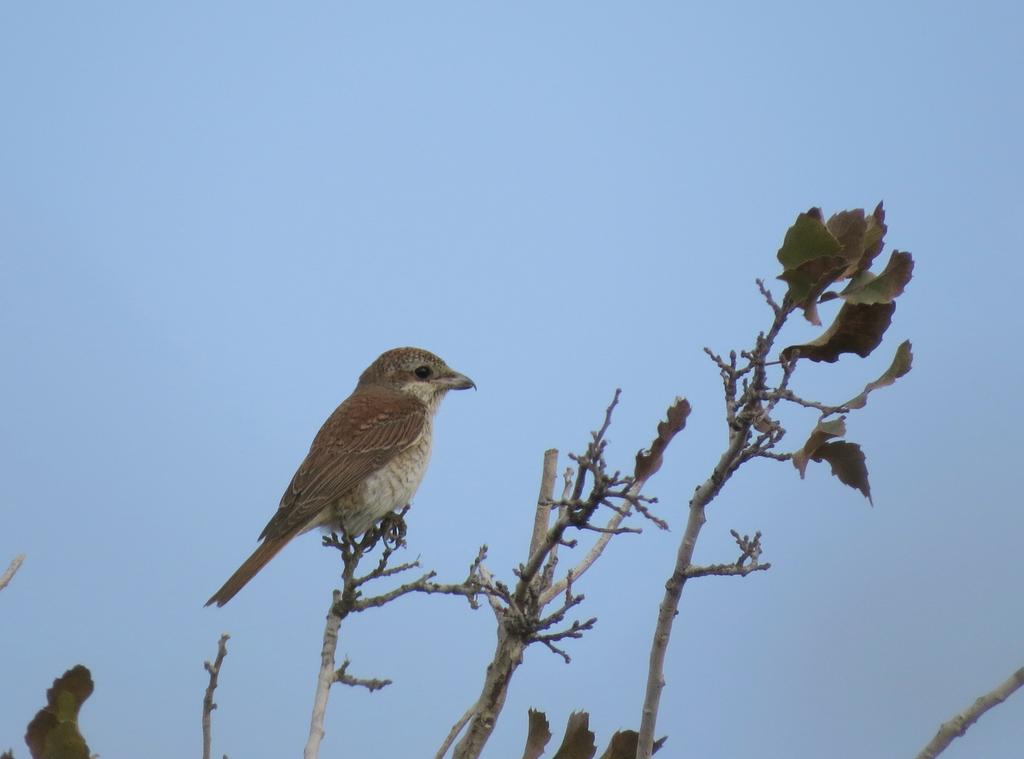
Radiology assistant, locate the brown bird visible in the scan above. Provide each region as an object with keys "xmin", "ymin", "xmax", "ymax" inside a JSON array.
[{"xmin": 205, "ymin": 347, "xmax": 474, "ymax": 607}]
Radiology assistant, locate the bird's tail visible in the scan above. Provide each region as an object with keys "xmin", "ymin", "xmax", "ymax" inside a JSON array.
[{"xmin": 205, "ymin": 537, "xmax": 292, "ymax": 607}]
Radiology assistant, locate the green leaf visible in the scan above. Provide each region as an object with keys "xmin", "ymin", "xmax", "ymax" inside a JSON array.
[
  {"xmin": 522, "ymin": 709, "xmax": 553, "ymax": 759},
  {"xmin": 777, "ymin": 208, "xmax": 842, "ymax": 269},
  {"xmin": 776, "ymin": 208, "xmax": 845, "ymax": 324},
  {"xmin": 24, "ymin": 666, "xmax": 93, "ymax": 759},
  {"xmin": 551, "ymin": 712, "xmax": 596, "ymax": 759},
  {"xmin": 840, "ymin": 251, "xmax": 914, "ymax": 304},
  {"xmin": 782, "ymin": 302, "xmax": 896, "ymax": 363},
  {"xmin": 813, "ymin": 441, "xmax": 872, "ymax": 503},
  {"xmin": 844, "ymin": 340, "xmax": 913, "ymax": 410}
]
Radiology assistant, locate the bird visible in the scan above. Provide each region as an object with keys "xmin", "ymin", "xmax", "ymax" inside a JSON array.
[{"xmin": 205, "ymin": 347, "xmax": 474, "ymax": 607}]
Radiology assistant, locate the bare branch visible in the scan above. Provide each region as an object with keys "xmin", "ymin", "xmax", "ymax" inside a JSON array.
[
  {"xmin": 335, "ymin": 658, "xmax": 392, "ymax": 692},
  {"xmin": 637, "ymin": 300, "xmax": 790, "ymax": 759},
  {"xmin": 757, "ymin": 277, "xmax": 783, "ymax": 316},
  {"xmin": 434, "ymin": 700, "xmax": 480, "ymax": 759},
  {"xmin": 914, "ymin": 666, "xmax": 1024, "ymax": 759},
  {"xmin": 305, "ymin": 590, "xmax": 343, "ymax": 759},
  {"xmin": 775, "ymin": 388, "xmax": 848, "ymax": 416},
  {"xmin": 0, "ymin": 554, "xmax": 25, "ymax": 593},
  {"xmin": 529, "ymin": 449, "xmax": 559, "ymax": 559},
  {"xmin": 683, "ymin": 562, "xmax": 771, "ymax": 578},
  {"xmin": 202, "ymin": 633, "xmax": 230, "ymax": 759}
]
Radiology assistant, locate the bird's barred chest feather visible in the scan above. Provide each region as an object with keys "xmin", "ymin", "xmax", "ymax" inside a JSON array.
[{"xmin": 324, "ymin": 419, "xmax": 434, "ymax": 536}]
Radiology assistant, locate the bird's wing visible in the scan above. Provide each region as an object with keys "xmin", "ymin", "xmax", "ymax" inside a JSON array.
[{"xmin": 258, "ymin": 387, "xmax": 427, "ymax": 540}]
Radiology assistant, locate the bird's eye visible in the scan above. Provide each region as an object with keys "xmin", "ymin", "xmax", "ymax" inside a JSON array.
[{"xmin": 414, "ymin": 365, "xmax": 433, "ymax": 379}]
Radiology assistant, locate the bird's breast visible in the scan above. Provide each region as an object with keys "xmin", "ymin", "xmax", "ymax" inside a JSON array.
[{"xmin": 333, "ymin": 425, "xmax": 434, "ymax": 535}]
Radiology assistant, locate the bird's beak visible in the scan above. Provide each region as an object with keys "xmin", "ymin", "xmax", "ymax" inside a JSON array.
[{"xmin": 441, "ymin": 371, "xmax": 476, "ymax": 391}]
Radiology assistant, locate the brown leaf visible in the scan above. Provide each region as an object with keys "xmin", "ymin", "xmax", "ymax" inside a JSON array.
[
  {"xmin": 826, "ymin": 209, "xmax": 867, "ymax": 269},
  {"xmin": 522, "ymin": 709, "xmax": 553, "ymax": 759},
  {"xmin": 634, "ymin": 398, "xmax": 690, "ymax": 482},
  {"xmin": 792, "ymin": 417, "xmax": 847, "ymax": 477},
  {"xmin": 839, "ymin": 251, "xmax": 914, "ymax": 305},
  {"xmin": 844, "ymin": 340, "xmax": 913, "ymax": 410},
  {"xmin": 782, "ymin": 302, "xmax": 895, "ymax": 363},
  {"xmin": 813, "ymin": 441, "xmax": 872, "ymax": 503},
  {"xmin": 597, "ymin": 731, "xmax": 667, "ymax": 759},
  {"xmin": 857, "ymin": 202, "xmax": 888, "ymax": 276},
  {"xmin": 25, "ymin": 665, "xmax": 93, "ymax": 759},
  {"xmin": 551, "ymin": 712, "xmax": 596, "ymax": 759}
]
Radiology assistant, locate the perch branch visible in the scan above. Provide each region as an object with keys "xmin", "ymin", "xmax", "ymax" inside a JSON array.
[
  {"xmin": 914, "ymin": 666, "xmax": 1024, "ymax": 759},
  {"xmin": 305, "ymin": 589, "xmax": 344, "ymax": 759}
]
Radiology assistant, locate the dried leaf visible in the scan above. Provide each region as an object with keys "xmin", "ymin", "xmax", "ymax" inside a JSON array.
[
  {"xmin": 522, "ymin": 709, "xmax": 553, "ymax": 759},
  {"xmin": 597, "ymin": 731, "xmax": 667, "ymax": 759},
  {"xmin": 813, "ymin": 441, "xmax": 872, "ymax": 503},
  {"xmin": 782, "ymin": 302, "xmax": 895, "ymax": 363},
  {"xmin": 792, "ymin": 417, "xmax": 847, "ymax": 477},
  {"xmin": 634, "ymin": 398, "xmax": 690, "ymax": 482},
  {"xmin": 856, "ymin": 202, "xmax": 888, "ymax": 276},
  {"xmin": 25, "ymin": 665, "xmax": 93, "ymax": 759},
  {"xmin": 826, "ymin": 209, "xmax": 868, "ymax": 270},
  {"xmin": 844, "ymin": 340, "xmax": 913, "ymax": 410},
  {"xmin": 840, "ymin": 251, "xmax": 914, "ymax": 305},
  {"xmin": 551, "ymin": 712, "xmax": 596, "ymax": 759}
]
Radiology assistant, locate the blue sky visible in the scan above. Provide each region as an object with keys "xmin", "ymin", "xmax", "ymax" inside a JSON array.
[{"xmin": 2, "ymin": 2, "xmax": 1022, "ymax": 758}]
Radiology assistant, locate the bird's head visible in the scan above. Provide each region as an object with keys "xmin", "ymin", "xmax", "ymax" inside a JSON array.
[{"xmin": 358, "ymin": 347, "xmax": 475, "ymax": 406}]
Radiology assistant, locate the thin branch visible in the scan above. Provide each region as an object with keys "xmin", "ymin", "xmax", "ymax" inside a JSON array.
[
  {"xmin": 914, "ymin": 666, "xmax": 1024, "ymax": 759},
  {"xmin": 683, "ymin": 562, "xmax": 771, "ymax": 578},
  {"xmin": 637, "ymin": 293, "xmax": 790, "ymax": 759},
  {"xmin": 757, "ymin": 277, "xmax": 783, "ymax": 316},
  {"xmin": 539, "ymin": 480, "xmax": 642, "ymax": 606},
  {"xmin": 529, "ymin": 449, "xmax": 559, "ymax": 560},
  {"xmin": 305, "ymin": 590, "xmax": 343, "ymax": 759},
  {"xmin": 0, "ymin": 554, "xmax": 25, "ymax": 592},
  {"xmin": 202, "ymin": 633, "xmax": 230, "ymax": 759},
  {"xmin": 775, "ymin": 388, "xmax": 848, "ymax": 415},
  {"xmin": 540, "ymin": 469, "xmax": 574, "ymax": 593},
  {"xmin": 434, "ymin": 700, "xmax": 480, "ymax": 759},
  {"xmin": 335, "ymin": 658, "xmax": 392, "ymax": 692}
]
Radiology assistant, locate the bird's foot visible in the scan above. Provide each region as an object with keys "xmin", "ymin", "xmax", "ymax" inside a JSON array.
[{"xmin": 378, "ymin": 511, "xmax": 408, "ymax": 550}]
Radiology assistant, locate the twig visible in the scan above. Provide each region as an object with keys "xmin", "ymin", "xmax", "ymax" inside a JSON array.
[
  {"xmin": 757, "ymin": 277, "xmax": 782, "ymax": 316},
  {"xmin": 0, "ymin": 554, "xmax": 25, "ymax": 592},
  {"xmin": 775, "ymin": 388, "xmax": 848, "ymax": 415},
  {"xmin": 335, "ymin": 658, "xmax": 392, "ymax": 692},
  {"xmin": 434, "ymin": 700, "xmax": 480, "ymax": 759},
  {"xmin": 202, "ymin": 633, "xmax": 230, "ymax": 759},
  {"xmin": 683, "ymin": 562, "xmax": 771, "ymax": 578},
  {"xmin": 914, "ymin": 666, "xmax": 1024, "ymax": 759},
  {"xmin": 539, "ymin": 479, "xmax": 643, "ymax": 606}
]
